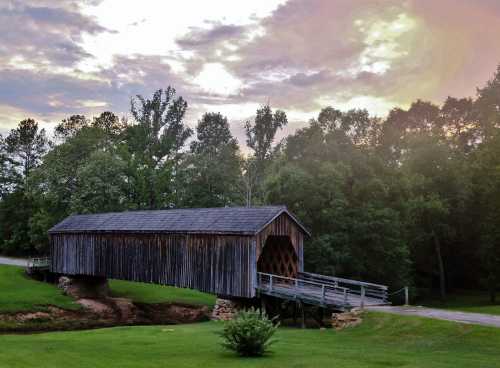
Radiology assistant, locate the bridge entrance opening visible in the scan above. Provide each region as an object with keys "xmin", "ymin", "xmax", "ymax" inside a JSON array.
[{"xmin": 257, "ymin": 235, "xmax": 298, "ymax": 278}]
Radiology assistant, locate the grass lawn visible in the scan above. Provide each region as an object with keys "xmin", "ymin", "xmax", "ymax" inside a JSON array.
[
  {"xmin": 419, "ymin": 290, "xmax": 500, "ymax": 315},
  {"xmin": 0, "ymin": 265, "xmax": 79, "ymax": 313},
  {"xmin": 1, "ymin": 312, "xmax": 500, "ymax": 368},
  {"xmin": 0, "ymin": 264, "xmax": 215, "ymax": 313},
  {"xmin": 109, "ymin": 279, "xmax": 216, "ymax": 306}
]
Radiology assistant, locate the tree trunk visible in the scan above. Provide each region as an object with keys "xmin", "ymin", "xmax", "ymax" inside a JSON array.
[
  {"xmin": 489, "ymin": 284, "xmax": 496, "ymax": 304},
  {"xmin": 488, "ymin": 274, "xmax": 496, "ymax": 304},
  {"xmin": 432, "ymin": 231, "xmax": 446, "ymax": 300}
]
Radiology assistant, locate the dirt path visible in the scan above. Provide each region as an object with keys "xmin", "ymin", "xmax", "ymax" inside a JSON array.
[
  {"xmin": 0, "ymin": 256, "xmax": 27, "ymax": 267},
  {"xmin": 368, "ymin": 305, "xmax": 500, "ymax": 328}
]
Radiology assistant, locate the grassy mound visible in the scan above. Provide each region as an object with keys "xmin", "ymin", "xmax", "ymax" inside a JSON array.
[
  {"xmin": 109, "ymin": 279, "xmax": 216, "ymax": 307},
  {"xmin": 0, "ymin": 265, "xmax": 79, "ymax": 313},
  {"xmin": 1, "ymin": 313, "xmax": 500, "ymax": 367},
  {"xmin": 0, "ymin": 265, "xmax": 215, "ymax": 314}
]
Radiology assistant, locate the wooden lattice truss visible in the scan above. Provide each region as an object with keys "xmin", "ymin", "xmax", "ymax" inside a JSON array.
[{"xmin": 257, "ymin": 235, "xmax": 298, "ymax": 278}]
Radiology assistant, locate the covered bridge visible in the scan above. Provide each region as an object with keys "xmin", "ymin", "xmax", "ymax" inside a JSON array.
[
  {"xmin": 49, "ymin": 206, "xmax": 307, "ymax": 299},
  {"xmin": 49, "ymin": 206, "xmax": 388, "ymax": 309}
]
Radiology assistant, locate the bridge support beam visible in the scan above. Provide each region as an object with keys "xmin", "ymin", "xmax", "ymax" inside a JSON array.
[{"xmin": 298, "ymin": 300, "xmax": 306, "ymax": 329}]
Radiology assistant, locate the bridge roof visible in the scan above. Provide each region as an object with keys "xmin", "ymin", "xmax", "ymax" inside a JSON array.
[{"xmin": 48, "ymin": 206, "xmax": 310, "ymax": 236}]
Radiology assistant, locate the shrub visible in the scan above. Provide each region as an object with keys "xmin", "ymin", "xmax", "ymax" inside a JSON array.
[{"xmin": 219, "ymin": 308, "xmax": 278, "ymax": 357}]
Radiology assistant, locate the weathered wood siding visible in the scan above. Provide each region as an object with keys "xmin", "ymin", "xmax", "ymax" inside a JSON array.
[
  {"xmin": 255, "ymin": 213, "xmax": 304, "ymax": 272},
  {"xmin": 50, "ymin": 233, "xmax": 256, "ymax": 298}
]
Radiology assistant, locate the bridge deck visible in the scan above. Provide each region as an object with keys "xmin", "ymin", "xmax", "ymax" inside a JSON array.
[{"xmin": 256, "ymin": 272, "xmax": 389, "ymax": 310}]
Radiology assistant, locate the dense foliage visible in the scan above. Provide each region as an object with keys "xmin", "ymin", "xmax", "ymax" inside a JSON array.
[
  {"xmin": 2, "ymin": 65, "xmax": 500, "ymax": 301},
  {"xmin": 219, "ymin": 308, "xmax": 277, "ymax": 357}
]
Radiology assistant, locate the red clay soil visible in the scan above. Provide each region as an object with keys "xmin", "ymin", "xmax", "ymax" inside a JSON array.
[{"xmin": 0, "ymin": 297, "xmax": 210, "ymax": 333}]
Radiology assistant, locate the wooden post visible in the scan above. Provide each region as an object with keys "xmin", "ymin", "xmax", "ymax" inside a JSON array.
[
  {"xmin": 404, "ymin": 286, "xmax": 409, "ymax": 306},
  {"xmin": 299, "ymin": 300, "xmax": 306, "ymax": 329},
  {"xmin": 269, "ymin": 274, "xmax": 273, "ymax": 292},
  {"xmin": 260, "ymin": 297, "xmax": 267, "ymax": 316},
  {"xmin": 360, "ymin": 285, "xmax": 366, "ymax": 310},
  {"xmin": 321, "ymin": 285, "xmax": 326, "ymax": 305}
]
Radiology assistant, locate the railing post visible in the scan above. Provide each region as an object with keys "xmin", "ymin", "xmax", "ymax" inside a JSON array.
[
  {"xmin": 360, "ymin": 285, "xmax": 365, "ymax": 310},
  {"xmin": 321, "ymin": 285, "xmax": 326, "ymax": 304},
  {"xmin": 404, "ymin": 286, "xmax": 409, "ymax": 306},
  {"xmin": 269, "ymin": 274, "xmax": 273, "ymax": 292}
]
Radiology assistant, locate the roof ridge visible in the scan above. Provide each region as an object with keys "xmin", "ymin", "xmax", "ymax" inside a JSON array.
[
  {"xmin": 65, "ymin": 205, "xmax": 287, "ymax": 217},
  {"xmin": 49, "ymin": 205, "xmax": 311, "ymax": 236}
]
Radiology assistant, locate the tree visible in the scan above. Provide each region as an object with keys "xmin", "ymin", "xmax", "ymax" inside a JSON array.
[
  {"xmin": 0, "ymin": 120, "xmax": 49, "ymax": 255},
  {"xmin": 266, "ymin": 108, "xmax": 412, "ymax": 288},
  {"xmin": 179, "ymin": 112, "xmax": 243, "ymax": 207},
  {"xmin": 0, "ymin": 190, "xmax": 35, "ymax": 255},
  {"xmin": 379, "ymin": 100, "xmax": 442, "ymax": 163},
  {"xmin": 469, "ymin": 131, "xmax": 500, "ymax": 302},
  {"xmin": 28, "ymin": 114, "xmax": 127, "ymax": 252},
  {"xmin": 0, "ymin": 135, "xmax": 19, "ymax": 197},
  {"xmin": 440, "ymin": 97, "xmax": 479, "ymax": 152},
  {"xmin": 6, "ymin": 119, "xmax": 49, "ymax": 188},
  {"xmin": 318, "ymin": 107, "xmax": 379, "ymax": 147},
  {"xmin": 92, "ymin": 111, "xmax": 127, "ymax": 149},
  {"xmin": 125, "ymin": 88, "xmax": 192, "ymax": 209},
  {"xmin": 69, "ymin": 151, "xmax": 128, "ymax": 214},
  {"xmin": 476, "ymin": 64, "xmax": 500, "ymax": 141},
  {"xmin": 244, "ymin": 105, "xmax": 287, "ymax": 205},
  {"xmin": 31, "ymin": 116, "xmax": 111, "ymax": 218},
  {"xmin": 54, "ymin": 115, "xmax": 89, "ymax": 142}
]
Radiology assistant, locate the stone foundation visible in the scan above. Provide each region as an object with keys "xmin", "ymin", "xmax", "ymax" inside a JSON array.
[
  {"xmin": 211, "ymin": 298, "xmax": 243, "ymax": 320},
  {"xmin": 331, "ymin": 309, "xmax": 363, "ymax": 330},
  {"xmin": 58, "ymin": 275, "xmax": 109, "ymax": 299}
]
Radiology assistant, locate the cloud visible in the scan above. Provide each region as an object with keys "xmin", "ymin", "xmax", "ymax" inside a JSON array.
[
  {"xmin": 176, "ymin": 0, "xmax": 500, "ymax": 116},
  {"xmin": 1, "ymin": 0, "xmax": 500, "ymax": 144},
  {"xmin": 0, "ymin": 0, "xmax": 111, "ymax": 68},
  {"xmin": 176, "ymin": 24, "xmax": 247, "ymax": 49}
]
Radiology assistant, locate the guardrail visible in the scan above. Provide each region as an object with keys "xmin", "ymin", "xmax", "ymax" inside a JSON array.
[
  {"xmin": 257, "ymin": 272, "xmax": 354, "ymax": 308},
  {"xmin": 298, "ymin": 271, "xmax": 389, "ymax": 307},
  {"xmin": 26, "ymin": 257, "xmax": 50, "ymax": 269}
]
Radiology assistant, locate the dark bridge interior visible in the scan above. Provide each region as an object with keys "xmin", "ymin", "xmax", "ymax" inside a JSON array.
[{"xmin": 257, "ymin": 235, "xmax": 298, "ymax": 278}]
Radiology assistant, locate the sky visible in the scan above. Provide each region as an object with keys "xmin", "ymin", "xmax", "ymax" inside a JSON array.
[{"xmin": 1, "ymin": 0, "xmax": 500, "ymax": 142}]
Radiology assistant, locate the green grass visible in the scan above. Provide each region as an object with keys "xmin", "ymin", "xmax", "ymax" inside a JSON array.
[
  {"xmin": 0, "ymin": 265, "xmax": 79, "ymax": 313},
  {"xmin": 109, "ymin": 279, "xmax": 216, "ymax": 307},
  {"xmin": 420, "ymin": 290, "xmax": 500, "ymax": 315},
  {"xmin": 0, "ymin": 264, "xmax": 215, "ymax": 314},
  {"xmin": 1, "ymin": 313, "xmax": 500, "ymax": 367}
]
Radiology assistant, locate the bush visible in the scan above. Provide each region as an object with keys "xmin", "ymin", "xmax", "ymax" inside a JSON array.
[{"xmin": 219, "ymin": 308, "xmax": 278, "ymax": 357}]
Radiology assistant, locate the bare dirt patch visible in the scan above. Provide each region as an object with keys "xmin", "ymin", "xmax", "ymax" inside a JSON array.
[{"xmin": 0, "ymin": 297, "xmax": 210, "ymax": 333}]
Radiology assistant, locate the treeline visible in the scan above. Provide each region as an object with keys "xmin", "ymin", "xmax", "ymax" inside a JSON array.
[{"xmin": 2, "ymin": 67, "xmax": 500, "ymax": 301}]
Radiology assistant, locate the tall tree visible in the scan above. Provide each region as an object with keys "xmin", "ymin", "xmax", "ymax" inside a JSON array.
[
  {"xmin": 6, "ymin": 119, "xmax": 49, "ymax": 187},
  {"xmin": 92, "ymin": 111, "xmax": 127, "ymax": 149},
  {"xmin": 0, "ymin": 135, "xmax": 19, "ymax": 197},
  {"xmin": 69, "ymin": 151, "xmax": 128, "ymax": 214},
  {"xmin": 125, "ymin": 88, "xmax": 192, "ymax": 209},
  {"xmin": 440, "ymin": 97, "xmax": 479, "ymax": 152},
  {"xmin": 244, "ymin": 105, "xmax": 287, "ymax": 205},
  {"xmin": 54, "ymin": 115, "xmax": 89, "ymax": 142},
  {"xmin": 476, "ymin": 64, "xmax": 500, "ymax": 141},
  {"xmin": 179, "ymin": 112, "xmax": 243, "ymax": 207}
]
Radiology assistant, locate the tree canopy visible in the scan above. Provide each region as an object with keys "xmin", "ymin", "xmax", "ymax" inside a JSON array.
[{"xmin": 2, "ymin": 64, "xmax": 500, "ymax": 300}]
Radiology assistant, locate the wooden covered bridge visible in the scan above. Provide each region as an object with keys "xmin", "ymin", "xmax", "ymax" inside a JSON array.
[{"xmin": 49, "ymin": 206, "xmax": 388, "ymax": 310}]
